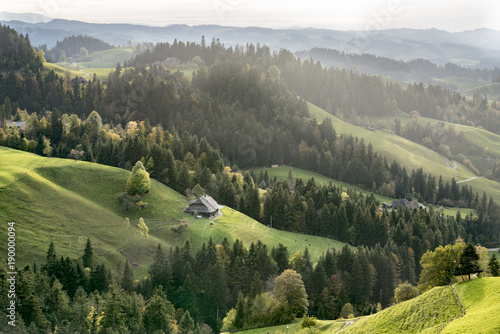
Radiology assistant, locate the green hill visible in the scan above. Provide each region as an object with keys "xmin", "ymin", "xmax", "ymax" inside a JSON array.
[
  {"xmin": 230, "ymin": 278, "xmax": 500, "ymax": 334},
  {"xmin": 307, "ymin": 102, "xmax": 500, "ymax": 204},
  {"xmin": 339, "ymin": 285, "xmax": 465, "ymax": 333},
  {"xmin": 462, "ymin": 82, "xmax": 500, "ymax": 100},
  {"xmin": 0, "ymin": 147, "xmax": 348, "ymax": 276},
  {"xmin": 338, "ymin": 278, "xmax": 500, "ymax": 334},
  {"xmin": 307, "ymin": 102, "xmax": 474, "ymax": 181},
  {"xmin": 234, "ymin": 318, "xmax": 343, "ymax": 334}
]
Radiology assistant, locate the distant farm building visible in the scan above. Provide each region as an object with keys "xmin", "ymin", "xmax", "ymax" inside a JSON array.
[
  {"xmin": 392, "ymin": 199, "xmax": 425, "ymax": 210},
  {"xmin": 77, "ymin": 77, "xmax": 88, "ymax": 85},
  {"xmin": 1, "ymin": 120, "xmax": 26, "ymax": 130},
  {"xmin": 184, "ymin": 195, "xmax": 220, "ymax": 218},
  {"xmin": 162, "ymin": 57, "xmax": 181, "ymax": 66},
  {"xmin": 381, "ymin": 202, "xmax": 392, "ymax": 209}
]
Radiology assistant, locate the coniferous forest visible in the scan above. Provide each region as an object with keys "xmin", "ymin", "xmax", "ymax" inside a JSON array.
[{"xmin": 1, "ymin": 23, "xmax": 500, "ymax": 333}]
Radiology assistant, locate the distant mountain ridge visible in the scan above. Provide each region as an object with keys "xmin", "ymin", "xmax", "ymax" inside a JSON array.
[
  {"xmin": 0, "ymin": 11, "xmax": 51, "ymax": 23},
  {"xmin": 2, "ymin": 15, "xmax": 500, "ymax": 68}
]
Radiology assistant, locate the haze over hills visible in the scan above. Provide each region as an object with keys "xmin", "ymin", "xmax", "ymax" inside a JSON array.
[
  {"xmin": 1, "ymin": 15, "xmax": 500, "ymax": 333},
  {"xmin": 2, "ymin": 15, "xmax": 500, "ymax": 68}
]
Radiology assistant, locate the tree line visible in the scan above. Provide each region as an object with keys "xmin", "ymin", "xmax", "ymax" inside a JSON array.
[
  {"xmin": 296, "ymin": 47, "xmax": 500, "ymax": 83},
  {"xmin": 3, "ymin": 236, "xmax": 498, "ymax": 333}
]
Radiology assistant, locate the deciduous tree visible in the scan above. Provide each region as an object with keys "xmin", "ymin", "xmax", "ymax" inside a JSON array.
[{"xmin": 273, "ymin": 269, "xmax": 308, "ymax": 317}]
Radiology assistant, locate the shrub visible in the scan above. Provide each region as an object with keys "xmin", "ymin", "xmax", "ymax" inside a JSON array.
[{"xmin": 395, "ymin": 282, "xmax": 420, "ymax": 303}]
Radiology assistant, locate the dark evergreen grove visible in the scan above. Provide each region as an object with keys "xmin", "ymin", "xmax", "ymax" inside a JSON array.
[
  {"xmin": 1, "ymin": 24, "xmax": 500, "ymax": 332},
  {"xmin": 0, "ymin": 238, "xmax": 420, "ymax": 332}
]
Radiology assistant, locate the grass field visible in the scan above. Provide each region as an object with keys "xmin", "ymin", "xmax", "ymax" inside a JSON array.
[
  {"xmin": 70, "ymin": 46, "xmax": 139, "ymax": 68},
  {"xmin": 49, "ymin": 46, "xmax": 140, "ymax": 80},
  {"xmin": 258, "ymin": 165, "xmax": 397, "ymax": 204},
  {"xmin": 462, "ymin": 82, "xmax": 500, "ymax": 100},
  {"xmin": 441, "ymin": 278, "xmax": 500, "ymax": 334},
  {"xmin": 0, "ymin": 147, "xmax": 349, "ymax": 277},
  {"xmin": 370, "ymin": 111, "xmax": 500, "ymax": 160},
  {"xmin": 339, "ymin": 285, "xmax": 464, "ymax": 333},
  {"xmin": 432, "ymin": 77, "xmax": 489, "ymax": 92},
  {"xmin": 44, "ymin": 62, "xmax": 113, "ymax": 81},
  {"xmin": 307, "ymin": 102, "xmax": 476, "ymax": 183},
  {"xmin": 234, "ymin": 278, "xmax": 500, "ymax": 334},
  {"xmin": 361, "ymin": 111, "xmax": 500, "ymax": 203},
  {"xmin": 234, "ymin": 318, "xmax": 344, "ymax": 334},
  {"xmin": 43, "ymin": 62, "xmax": 87, "ymax": 78},
  {"xmin": 339, "ymin": 278, "xmax": 500, "ymax": 334}
]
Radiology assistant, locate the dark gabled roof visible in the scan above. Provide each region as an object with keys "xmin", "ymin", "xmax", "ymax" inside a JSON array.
[
  {"xmin": 392, "ymin": 199, "xmax": 418, "ymax": 210},
  {"xmin": 185, "ymin": 195, "xmax": 219, "ymax": 214},
  {"xmin": 198, "ymin": 195, "xmax": 219, "ymax": 212}
]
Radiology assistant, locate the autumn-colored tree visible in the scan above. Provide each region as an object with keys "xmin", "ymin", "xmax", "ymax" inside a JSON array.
[
  {"xmin": 273, "ymin": 269, "xmax": 308, "ymax": 316},
  {"xmin": 418, "ymin": 240, "xmax": 465, "ymax": 292},
  {"xmin": 126, "ymin": 161, "xmax": 151, "ymax": 195}
]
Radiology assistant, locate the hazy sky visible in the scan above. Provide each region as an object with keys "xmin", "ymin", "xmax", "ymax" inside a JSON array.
[{"xmin": 2, "ymin": 0, "xmax": 500, "ymax": 31}]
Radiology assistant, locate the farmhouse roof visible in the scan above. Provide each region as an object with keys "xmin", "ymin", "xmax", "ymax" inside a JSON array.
[
  {"xmin": 185, "ymin": 195, "xmax": 220, "ymax": 214},
  {"xmin": 2, "ymin": 120, "xmax": 26, "ymax": 130},
  {"xmin": 392, "ymin": 199, "xmax": 418, "ymax": 210}
]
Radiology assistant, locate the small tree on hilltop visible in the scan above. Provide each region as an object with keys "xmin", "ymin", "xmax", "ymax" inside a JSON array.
[
  {"xmin": 300, "ymin": 315, "xmax": 319, "ymax": 331},
  {"xmin": 126, "ymin": 161, "xmax": 151, "ymax": 195},
  {"xmin": 455, "ymin": 243, "xmax": 481, "ymax": 280},
  {"xmin": 394, "ymin": 282, "xmax": 419, "ymax": 303}
]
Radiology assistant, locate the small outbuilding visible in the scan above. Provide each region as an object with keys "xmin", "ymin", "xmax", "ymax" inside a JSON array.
[{"xmin": 184, "ymin": 195, "xmax": 220, "ymax": 218}]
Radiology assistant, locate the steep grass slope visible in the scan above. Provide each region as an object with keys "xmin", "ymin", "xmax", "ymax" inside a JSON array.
[
  {"xmin": 307, "ymin": 102, "xmax": 475, "ymax": 181},
  {"xmin": 441, "ymin": 277, "xmax": 500, "ymax": 334},
  {"xmin": 339, "ymin": 285, "xmax": 464, "ymax": 333},
  {"xmin": 231, "ymin": 278, "xmax": 500, "ymax": 334},
  {"xmin": 307, "ymin": 102, "xmax": 500, "ymax": 203},
  {"xmin": 339, "ymin": 278, "xmax": 500, "ymax": 334},
  {"xmin": 0, "ymin": 147, "xmax": 348, "ymax": 276}
]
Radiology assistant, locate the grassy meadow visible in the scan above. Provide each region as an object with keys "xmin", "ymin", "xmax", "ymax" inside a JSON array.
[
  {"xmin": 307, "ymin": 102, "xmax": 500, "ymax": 203},
  {"xmin": 0, "ymin": 147, "xmax": 350, "ymax": 277},
  {"xmin": 230, "ymin": 278, "xmax": 500, "ymax": 334},
  {"xmin": 307, "ymin": 102, "xmax": 476, "ymax": 182}
]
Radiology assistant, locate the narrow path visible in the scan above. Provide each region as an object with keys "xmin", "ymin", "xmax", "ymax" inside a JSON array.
[
  {"xmin": 456, "ymin": 176, "xmax": 482, "ymax": 184},
  {"xmin": 487, "ymin": 248, "xmax": 499, "ymax": 252},
  {"xmin": 439, "ymin": 154, "xmax": 457, "ymax": 170},
  {"xmin": 79, "ymin": 68, "xmax": 91, "ymax": 78}
]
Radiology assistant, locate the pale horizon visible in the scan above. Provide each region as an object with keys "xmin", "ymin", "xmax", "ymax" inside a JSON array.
[{"xmin": 1, "ymin": 0, "xmax": 500, "ymax": 33}]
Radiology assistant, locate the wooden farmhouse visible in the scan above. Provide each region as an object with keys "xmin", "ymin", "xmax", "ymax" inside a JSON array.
[{"xmin": 184, "ymin": 195, "xmax": 220, "ymax": 218}]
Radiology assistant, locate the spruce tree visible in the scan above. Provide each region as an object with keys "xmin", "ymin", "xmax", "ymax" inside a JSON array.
[
  {"xmin": 82, "ymin": 238, "xmax": 93, "ymax": 269},
  {"xmin": 179, "ymin": 310, "xmax": 195, "ymax": 334},
  {"xmin": 489, "ymin": 254, "xmax": 500, "ymax": 277},
  {"xmin": 121, "ymin": 261, "xmax": 134, "ymax": 293},
  {"xmin": 456, "ymin": 243, "xmax": 480, "ymax": 280}
]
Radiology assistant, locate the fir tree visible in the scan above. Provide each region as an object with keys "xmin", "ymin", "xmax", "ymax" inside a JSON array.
[{"xmin": 82, "ymin": 238, "xmax": 93, "ymax": 269}]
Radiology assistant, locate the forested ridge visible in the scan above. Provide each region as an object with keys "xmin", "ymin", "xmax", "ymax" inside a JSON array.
[
  {"xmin": 296, "ymin": 47, "xmax": 500, "ymax": 83},
  {"xmin": 40, "ymin": 35, "xmax": 114, "ymax": 62},
  {"xmin": 1, "ymin": 25, "xmax": 500, "ymax": 333}
]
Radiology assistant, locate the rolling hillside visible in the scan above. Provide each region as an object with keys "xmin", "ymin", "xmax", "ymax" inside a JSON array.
[
  {"xmin": 237, "ymin": 278, "xmax": 500, "ymax": 334},
  {"xmin": 0, "ymin": 147, "xmax": 348, "ymax": 276},
  {"xmin": 307, "ymin": 102, "xmax": 474, "ymax": 181},
  {"xmin": 339, "ymin": 278, "xmax": 500, "ymax": 334},
  {"xmin": 307, "ymin": 102, "xmax": 500, "ymax": 204}
]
